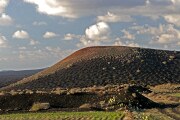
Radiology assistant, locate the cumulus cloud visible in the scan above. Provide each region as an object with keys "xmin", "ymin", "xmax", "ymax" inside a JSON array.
[
  {"xmin": 0, "ymin": 34, "xmax": 7, "ymax": 47},
  {"xmin": 23, "ymin": 0, "xmax": 180, "ymax": 21},
  {"xmin": 97, "ymin": 12, "xmax": 133, "ymax": 23},
  {"xmin": 64, "ymin": 33, "xmax": 81, "ymax": 40},
  {"xmin": 153, "ymin": 27, "xmax": 180, "ymax": 44},
  {"xmin": 32, "ymin": 21, "xmax": 47, "ymax": 26},
  {"xmin": 30, "ymin": 39, "xmax": 39, "ymax": 45},
  {"xmin": 130, "ymin": 24, "xmax": 180, "ymax": 45},
  {"xmin": 0, "ymin": 57, "xmax": 7, "ymax": 61},
  {"xmin": 178, "ymin": 41, "xmax": 180, "ymax": 46},
  {"xmin": 153, "ymin": 24, "xmax": 180, "ymax": 44},
  {"xmin": 23, "ymin": 0, "xmax": 147, "ymax": 18},
  {"xmin": 78, "ymin": 22, "xmax": 138, "ymax": 47},
  {"xmin": 24, "ymin": 0, "xmax": 76, "ymax": 18},
  {"xmin": 114, "ymin": 38, "xmax": 139, "ymax": 47},
  {"xmin": 121, "ymin": 29, "xmax": 135, "ymax": 40},
  {"xmin": 18, "ymin": 47, "xmax": 27, "ymax": 50},
  {"xmin": 0, "ymin": 1, "xmax": 12, "ymax": 26},
  {"xmin": 85, "ymin": 22, "xmax": 110, "ymax": 41},
  {"xmin": 164, "ymin": 15, "xmax": 180, "ymax": 26},
  {"xmin": 43, "ymin": 32, "xmax": 58, "ymax": 39},
  {"xmin": 0, "ymin": 0, "xmax": 9, "ymax": 13},
  {"xmin": 13, "ymin": 30, "xmax": 29, "ymax": 39},
  {"xmin": 77, "ymin": 35, "xmax": 101, "ymax": 47},
  {"xmin": 155, "ymin": 34, "xmax": 176, "ymax": 44},
  {"xmin": 18, "ymin": 47, "xmax": 74, "ymax": 62},
  {"xmin": 131, "ymin": 25, "xmax": 159, "ymax": 35},
  {"xmin": 0, "ymin": 13, "xmax": 13, "ymax": 26}
]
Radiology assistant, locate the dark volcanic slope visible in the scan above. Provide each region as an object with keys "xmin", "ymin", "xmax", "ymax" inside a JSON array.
[
  {"xmin": 2, "ymin": 46, "xmax": 180, "ymax": 90},
  {"xmin": 0, "ymin": 69, "xmax": 43, "ymax": 88}
]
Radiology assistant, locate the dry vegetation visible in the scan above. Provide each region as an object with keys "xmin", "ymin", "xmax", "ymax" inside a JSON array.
[
  {"xmin": 136, "ymin": 84, "xmax": 180, "ymax": 120},
  {"xmin": 0, "ymin": 85, "xmax": 160, "ymax": 113}
]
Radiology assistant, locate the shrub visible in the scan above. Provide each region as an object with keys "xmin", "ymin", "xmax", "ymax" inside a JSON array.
[
  {"xmin": 9, "ymin": 90, "xmax": 18, "ymax": 96},
  {"xmin": 25, "ymin": 90, "xmax": 34, "ymax": 94},
  {"xmin": 0, "ymin": 92, "xmax": 5, "ymax": 96},
  {"xmin": 51, "ymin": 88, "xmax": 67, "ymax": 95},
  {"xmin": 29, "ymin": 102, "xmax": 50, "ymax": 111},
  {"xmin": 79, "ymin": 103, "xmax": 92, "ymax": 109},
  {"xmin": 68, "ymin": 88, "xmax": 82, "ymax": 94}
]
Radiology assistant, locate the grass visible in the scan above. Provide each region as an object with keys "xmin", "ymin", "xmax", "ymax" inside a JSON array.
[
  {"xmin": 134, "ymin": 111, "xmax": 174, "ymax": 120},
  {"xmin": 0, "ymin": 111, "xmax": 124, "ymax": 120},
  {"xmin": 168, "ymin": 93, "xmax": 180, "ymax": 97}
]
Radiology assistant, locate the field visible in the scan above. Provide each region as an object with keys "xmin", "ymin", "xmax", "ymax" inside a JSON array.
[
  {"xmin": 1, "ymin": 105, "xmax": 180, "ymax": 120},
  {"xmin": 0, "ymin": 111, "xmax": 124, "ymax": 120},
  {"xmin": 0, "ymin": 47, "xmax": 179, "ymax": 120},
  {"xmin": 0, "ymin": 84, "xmax": 179, "ymax": 120}
]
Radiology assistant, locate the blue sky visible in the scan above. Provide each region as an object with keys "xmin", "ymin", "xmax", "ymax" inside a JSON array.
[{"xmin": 0, "ymin": 0, "xmax": 180, "ymax": 70}]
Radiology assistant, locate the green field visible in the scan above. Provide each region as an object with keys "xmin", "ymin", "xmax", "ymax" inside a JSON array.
[{"xmin": 0, "ymin": 111, "xmax": 124, "ymax": 120}]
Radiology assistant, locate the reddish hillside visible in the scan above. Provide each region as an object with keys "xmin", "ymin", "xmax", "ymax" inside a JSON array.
[{"xmin": 1, "ymin": 46, "xmax": 180, "ymax": 90}]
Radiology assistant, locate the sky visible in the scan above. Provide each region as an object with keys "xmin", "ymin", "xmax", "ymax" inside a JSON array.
[{"xmin": 0, "ymin": 0, "xmax": 180, "ymax": 70}]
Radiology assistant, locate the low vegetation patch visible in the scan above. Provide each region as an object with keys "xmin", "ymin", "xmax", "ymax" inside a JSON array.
[
  {"xmin": 0, "ymin": 85, "xmax": 160, "ymax": 112},
  {"xmin": 168, "ymin": 93, "xmax": 180, "ymax": 97},
  {"xmin": 0, "ymin": 111, "xmax": 125, "ymax": 120},
  {"xmin": 29, "ymin": 102, "xmax": 50, "ymax": 111}
]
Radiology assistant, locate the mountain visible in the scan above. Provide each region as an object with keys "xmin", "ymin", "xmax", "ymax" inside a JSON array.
[
  {"xmin": 1, "ymin": 46, "xmax": 180, "ymax": 91},
  {"xmin": 0, "ymin": 69, "xmax": 44, "ymax": 88}
]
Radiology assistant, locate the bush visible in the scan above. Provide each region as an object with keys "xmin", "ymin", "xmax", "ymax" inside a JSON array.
[
  {"xmin": 9, "ymin": 90, "xmax": 18, "ymax": 96},
  {"xmin": 0, "ymin": 92, "xmax": 5, "ymax": 96},
  {"xmin": 51, "ymin": 88, "xmax": 67, "ymax": 95},
  {"xmin": 29, "ymin": 102, "xmax": 50, "ymax": 111},
  {"xmin": 79, "ymin": 103, "xmax": 92, "ymax": 109}
]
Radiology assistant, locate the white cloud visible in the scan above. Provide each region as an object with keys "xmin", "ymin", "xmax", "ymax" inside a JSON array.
[
  {"xmin": 85, "ymin": 22, "xmax": 110, "ymax": 41},
  {"xmin": 23, "ymin": 0, "xmax": 180, "ymax": 21},
  {"xmin": 121, "ymin": 29, "xmax": 135, "ymax": 40},
  {"xmin": 155, "ymin": 34, "xmax": 176, "ymax": 44},
  {"xmin": 23, "ymin": 0, "xmax": 147, "ymax": 18},
  {"xmin": 131, "ymin": 24, "xmax": 180, "ymax": 45},
  {"xmin": 0, "ymin": 1, "xmax": 12, "ymax": 26},
  {"xmin": 178, "ymin": 41, "xmax": 180, "ymax": 46},
  {"xmin": 97, "ymin": 12, "xmax": 133, "ymax": 23},
  {"xmin": 18, "ymin": 47, "xmax": 74, "ymax": 62},
  {"xmin": 30, "ymin": 39, "xmax": 39, "ymax": 45},
  {"xmin": 77, "ymin": 35, "xmax": 101, "ymax": 47},
  {"xmin": 164, "ymin": 15, "xmax": 180, "ymax": 26},
  {"xmin": 24, "ymin": 0, "xmax": 76, "ymax": 18},
  {"xmin": 33, "ymin": 21, "xmax": 47, "ymax": 26},
  {"xmin": 0, "ymin": 34, "xmax": 7, "ymax": 47},
  {"xmin": 146, "ymin": 0, "xmax": 150, "ymax": 5},
  {"xmin": 0, "ymin": 13, "xmax": 13, "ymax": 26},
  {"xmin": 0, "ymin": 57, "xmax": 7, "ymax": 61},
  {"xmin": 13, "ymin": 30, "xmax": 29, "ymax": 39},
  {"xmin": 78, "ymin": 22, "xmax": 137, "ymax": 47},
  {"xmin": 151, "ymin": 24, "xmax": 180, "ymax": 44},
  {"xmin": 43, "ymin": 31, "xmax": 58, "ymax": 39},
  {"xmin": 0, "ymin": 0, "xmax": 9, "ymax": 13},
  {"xmin": 64, "ymin": 33, "xmax": 81, "ymax": 40},
  {"xmin": 114, "ymin": 38, "xmax": 139, "ymax": 47},
  {"xmin": 18, "ymin": 47, "xmax": 27, "ymax": 50}
]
